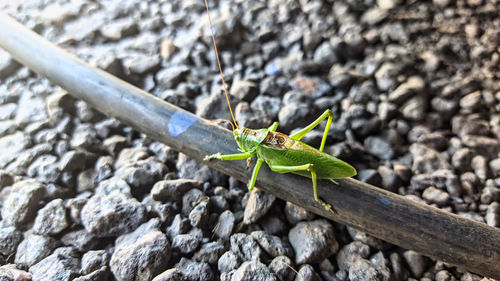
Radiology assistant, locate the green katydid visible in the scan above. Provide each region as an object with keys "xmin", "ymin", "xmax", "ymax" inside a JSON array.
[{"xmin": 202, "ymin": 0, "xmax": 357, "ymax": 213}]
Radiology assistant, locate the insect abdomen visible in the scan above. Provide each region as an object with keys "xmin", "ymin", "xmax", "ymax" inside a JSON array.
[{"xmin": 257, "ymin": 139, "xmax": 356, "ymax": 179}]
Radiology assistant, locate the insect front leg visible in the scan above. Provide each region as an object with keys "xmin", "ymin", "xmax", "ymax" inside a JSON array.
[
  {"xmin": 204, "ymin": 151, "xmax": 255, "ymax": 161},
  {"xmin": 267, "ymin": 163, "xmax": 335, "ymax": 214},
  {"xmin": 289, "ymin": 109, "xmax": 333, "ymax": 152}
]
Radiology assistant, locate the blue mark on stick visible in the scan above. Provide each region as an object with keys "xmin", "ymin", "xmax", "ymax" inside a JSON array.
[
  {"xmin": 168, "ymin": 111, "xmax": 198, "ymax": 138},
  {"xmin": 375, "ymin": 198, "xmax": 391, "ymax": 206}
]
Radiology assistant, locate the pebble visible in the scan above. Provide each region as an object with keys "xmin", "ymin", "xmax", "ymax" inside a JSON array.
[
  {"xmin": 15, "ymin": 233, "xmax": 57, "ymax": 267},
  {"xmin": 192, "ymin": 240, "xmax": 226, "ymax": 265},
  {"xmin": 33, "ymin": 198, "xmax": 69, "ymax": 235},
  {"xmin": 175, "ymin": 258, "xmax": 214, "ymax": 281},
  {"xmin": 231, "ymin": 261, "xmax": 277, "ymax": 281},
  {"xmin": 364, "ymin": 136, "xmax": 396, "ymax": 160},
  {"xmin": 284, "ymin": 202, "xmax": 316, "ymax": 225},
  {"xmin": 243, "ymin": 189, "xmax": 276, "ymax": 224},
  {"xmin": 336, "ymin": 241, "xmax": 371, "ymax": 271},
  {"xmin": 0, "ymin": 264, "xmax": 31, "ymax": 280},
  {"xmin": 218, "ymin": 251, "xmax": 241, "ymax": 274},
  {"xmin": 110, "ymin": 230, "xmax": 170, "ymax": 281},
  {"xmin": 15, "ymin": 91, "xmax": 48, "ymax": 126},
  {"xmin": 251, "ymin": 231, "xmax": 293, "ymax": 258},
  {"xmin": 230, "ymin": 233, "xmax": 265, "ymax": 261},
  {"xmin": 410, "ymin": 144, "xmax": 452, "ymax": 174},
  {"xmin": 156, "ymin": 65, "xmax": 190, "ymax": 90},
  {"xmin": 215, "ymin": 210, "xmax": 235, "ymax": 239},
  {"xmin": 0, "ymin": 131, "xmax": 31, "ymax": 169},
  {"xmin": 151, "ymin": 179, "xmax": 203, "ymax": 202},
  {"xmin": 81, "ymin": 250, "xmax": 109, "ymax": 275},
  {"xmin": 188, "ymin": 198, "xmax": 209, "ymax": 228},
  {"xmin": 61, "ymin": 229, "xmax": 100, "ymax": 252},
  {"xmin": 388, "ymin": 76, "xmax": 425, "ymax": 105},
  {"xmin": 172, "ymin": 234, "xmax": 200, "ymax": 254},
  {"xmin": 402, "ymin": 250, "xmax": 428, "ymax": 278},
  {"xmin": 1, "ymin": 179, "xmax": 45, "ymax": 227},
  {"xmin": 29, "ymin": 250, "xmax": 81, "ymax": 281},
  {"xmin": 100, "ymin": 18, "xmax": 138, "ymax": 41},
  {"xmin": 230, "ymin": 79, "xmax": 259, "ymax": 102},
  {"xmin": 0, "ymin": 225, "xmax": 22, "ymax": 257},
  {"xmin": 485, "ymin": 202, "xmax": 500, "ymax": 227},
  {"xmin": 0, "ymin": 50, "xmax": 21, "ymax": 79},
  {"xmin": 269, "ymin": 255, "xmax": 295, "ymax": 281},
  {"xmin": 81, "ymin": 194, "xmax": 146, "ymax": 237},
  {"xmin": 295, "ymin": 264, "xmax": 322, "ymax": 281},
  {"xmin": 422, "ymin": 186, "xmax": 450, "ymax": 206},
  {"xmin": 288, "ymin": 219, "xmax": 338, "ymax": 264},
  {"xmin": 152, "ymin": 268, "xmax": 188, "ymax": 281}
]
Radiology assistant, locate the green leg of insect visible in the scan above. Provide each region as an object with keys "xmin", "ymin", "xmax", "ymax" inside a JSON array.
[
  {"xmin": 203, "ymin": 151, "xmax": 255, "ymax": 161},
  {"xmin": 268, "ymin": 122, "xmax": 279, "ymax": 132},
  {"xmin": 268, "ymin": 163, "xmax": 334, "ymax": 213},
  {"xmin": 248, "ymin": 158, "xmax": 264, "ymax": 191},
  {"xmin": 290, "ymin": 109, "xmax": 333, "ymax": 152}
]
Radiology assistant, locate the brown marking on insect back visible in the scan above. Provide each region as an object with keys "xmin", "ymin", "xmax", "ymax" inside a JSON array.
[{"xmin": 263, "ymin": 132, "xmax": 292, "ymax": 149}]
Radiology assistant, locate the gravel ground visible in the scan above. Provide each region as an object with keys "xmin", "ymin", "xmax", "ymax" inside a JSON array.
[{"xmin": 0, "ymin": 0, "xmax": 499, "ymax": 280}]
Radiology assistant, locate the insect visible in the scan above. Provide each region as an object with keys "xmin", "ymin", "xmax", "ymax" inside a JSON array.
[{"xmin": 202, "ymin": 0, "xmax": 357, "ymax": 213}]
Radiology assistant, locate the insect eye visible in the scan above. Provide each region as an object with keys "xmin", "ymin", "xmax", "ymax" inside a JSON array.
[{"xmin": 277, "ymin": 137, "xmax": 285, "ymax": 144}]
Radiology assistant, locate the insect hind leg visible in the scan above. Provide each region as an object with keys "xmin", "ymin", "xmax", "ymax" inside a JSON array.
[
  {"xmin": 289, "ymin": 109, "xmax": 333, "ymax": 152},
  {"xmin": 268, "ymin": 163, "xmax": 335, "ymax": 214}
]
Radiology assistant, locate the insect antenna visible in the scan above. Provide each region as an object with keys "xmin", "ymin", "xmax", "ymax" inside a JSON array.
[{"xmin": 204, "ymin": 0, "xmax": 239, "ymax": 130}]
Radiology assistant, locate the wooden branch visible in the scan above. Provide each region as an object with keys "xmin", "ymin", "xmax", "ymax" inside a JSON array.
[{"xmin": 0, "ymin": 12, "xmax": 499, "ymax": 279}]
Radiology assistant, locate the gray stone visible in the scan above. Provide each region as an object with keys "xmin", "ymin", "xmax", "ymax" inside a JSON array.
[
  {"xmin": 230, "ymin": 233, "xmax": 265, "ymax": 261},
  {"xmin": 175, "ymin": 258, "xmax": 214, "ymax": 281},
  {"xmin": 60, "ymin": 229, "xmax": 100, "ymax": 252},
  {"xmin": 364, "ymin": 136, "xmax": 395, "ymax": 160},
  {"xmin": 244, "ymin": 189, "xmax": 275, "ymax": 224},
  {"xmin": 103, "ymin": 135, "xmax": 128, "ymax": 156},
  {"xmin": 15, "ymin": 234, "xmax": 57, "ymax": 267},
  {"xmin": 336, "ymin": 241, "xmax": 371, "ymax": 271},
  {"xmin": 0, "ymin": 264, "xmax": 31, "ymax": 281},
  {"xmin": 459, "ymin": 91, "xmax": 482, "ymax": 110},
  {"xmin": 0, "ymin": 225, "xmax": 22, "ymax": 256},
  {"xmin": 123, "ymin": 54, "xmax": 161, "ymax": 75},
  {"xmin": 251, "ymin": 231, "xmax": 293, "ymax": 258},
  {"xmin": 284, "ymin": 202, "xmax": 316, "ymax": 225},
  {"xmin": 348, "ymin": 258, "xmax": 390, "ymax": 281},
  {"xmin": 95, "ymin": 177, "xmax": 132, "ymax": 197},
  {"xmin": 410, "ymin": 169, "xmax": 461, "ymax": 196},
  {"xmin": 0, "ymin": 49, "xmax": 21, "ymax": 79},
  {"xmin": 232, "ymin": 261, "xmax": 277, "ymax": 281},
  {"xmin": 218, "ymin": 251, "xmax": 241, "ymax": 273},
  {"xmin": 230, "ymin": 80, "xmax": 259, "ymax": 102},
  {"xmin": 166, "ymin": 214, "xmax": 190, "ymax": 241},
  {"xmin": 26, "ymin": 154, "xmax": 60, "ymax": 183},
  {"xmin": 29, "ymin": 252, "xmax": 80, "ymax": 281},
  {"xmin": 269, "ymin": 256, "xmax": 295, "ymax": 281},
  {"xmin": 471, "ymin": 155, "xmax": 488, "ymax": 182},
  {"xmin": 215, "ymin": 210, "xmax": 235, "ymax": 239},
  {"xmin": 388, "ymin": 76, "xmax": 425, "ymax": 104},
  {"xmin": 33, "ymin": 198, "xmax": 68, "ymax": 235},
  {"xmin": 114, "ymin": 157, "xmax": 167, "ymax": 193},
  {"xmin": 81, "ymin": 194, "xmax": 146, "ymax": 237},
  {"xmin": 152, "ymin": 268, "xmax": 188, "ymax": 281},
  {"xmin": 192, "ymin": 240, "xmax": 226, "ymax": 264},
  {"xmin": 2, "ymin": 179, "xmax": 45, "ymax": 227},
  {"xmin": 156, "ymin": 65, "xmax": 190, "ymax": 89},
  {"xmin": 402, "ymin": 250, "xmax": 428, "ymax": 278},
  {"xmin": 400, "ymin": 95, "xmax": 427, "ymax": 122},
  {"xmin": 346, "ymin": 227, "xmax": 387, "ymax": 250},
  {"xmin": 289, "ymin": 219, "xmax": 338, "ymax": 264},
  {"xmin": 0, "ymin": 103, "xmax": 16, "ymax": 120},
  {"xmin": 100, "ymin": 18, "xmax": 138, "ymax": 40},
  {"xmin": 110, "ymin": 231, "xmax": 170, "ymax": 281},
  {"xmin": 410, "ymin": 144, "xmax": 452, "ymax": 174},
  {"xmin": 172, "ymin": 234, "xmax": 200, "ymax": 254},
  {"xmin": 422, "ymin": 186, "xmax": 449, "ymax": 206},
  {"xmin": 81, "ymin": 250, "xmax": 109, "ymax": 275},
  {"xmin": 0, "ymin": 131, "xmax": 31, "ymax": 168},
  {"xmin": 294, "ymin": 264, "xmax": 321, "ymax": 281},
  {"xmin": 15, "ymin": 91, "xmax": 47, "ymax": 126},
  {"xmin": 151, "ymin": 179, "xmax": 203, "ymax": 202},
  {"xmin": 70, "ymin": 124, "xmax": 100, "ymax": 151},
  {"xmin": 462, "ymin": 135, "xmax": 500, "ymax": 156}
]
